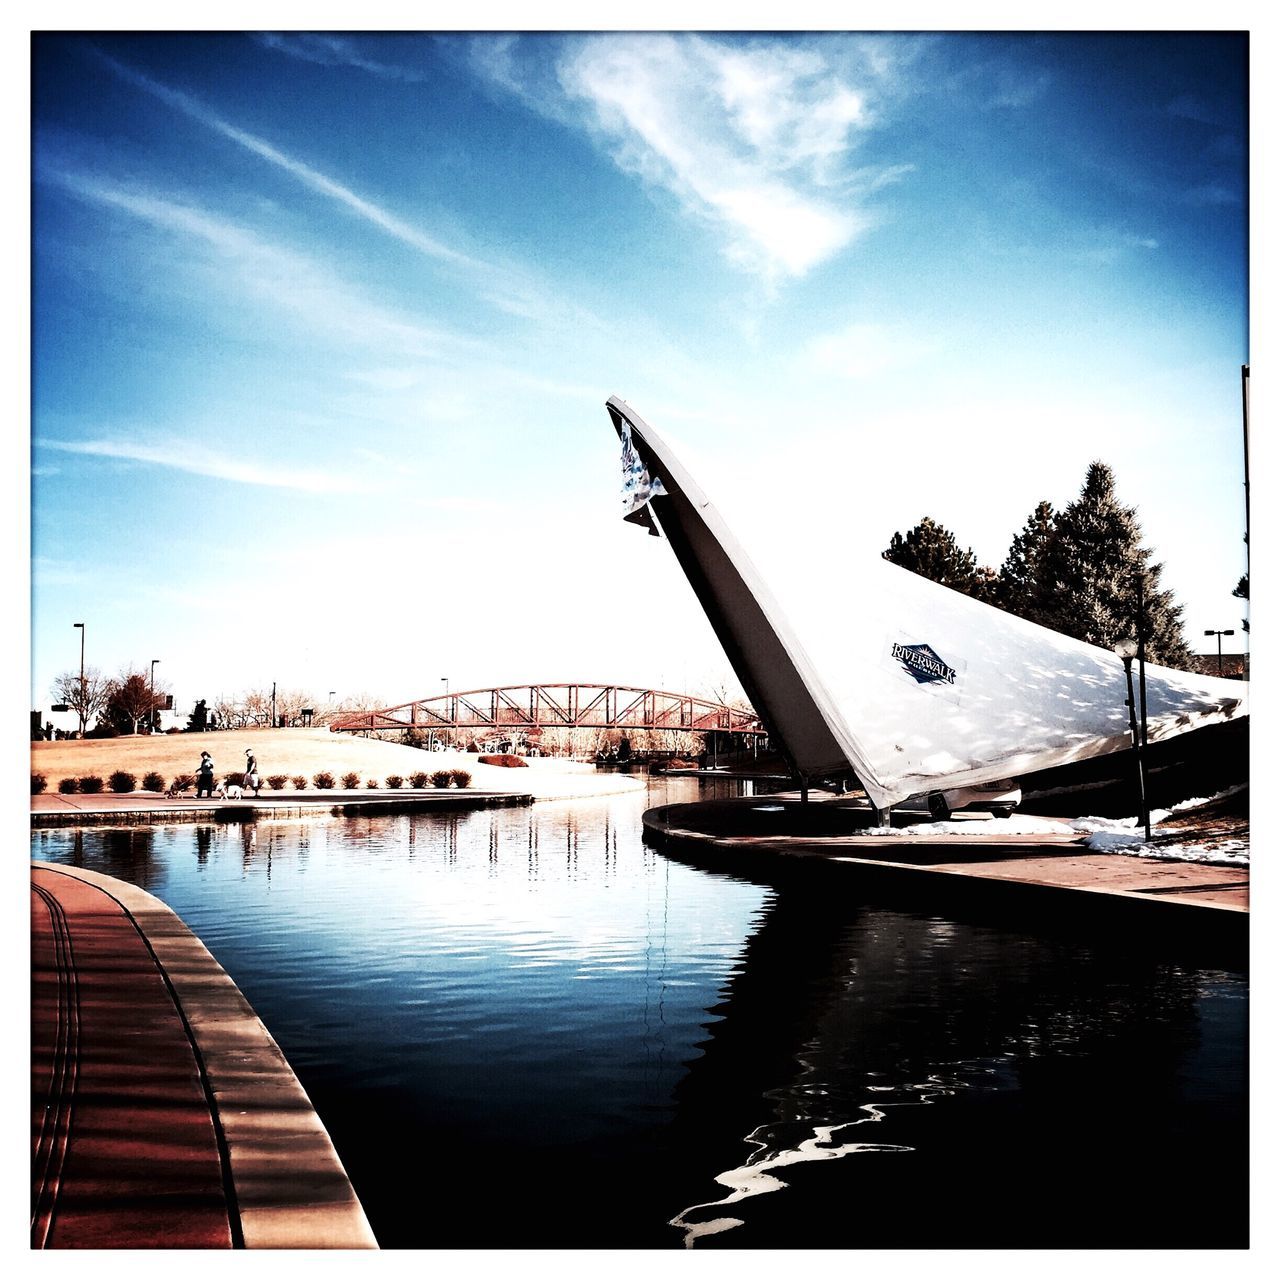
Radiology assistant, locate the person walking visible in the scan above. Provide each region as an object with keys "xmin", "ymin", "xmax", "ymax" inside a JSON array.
[
  {"xmin": 243, "ymin": 748, "xmax": 261, "ymax": 797},
  {"xmin": 196, "ymin": 751, "xmax": 215, "ymax": 798}
]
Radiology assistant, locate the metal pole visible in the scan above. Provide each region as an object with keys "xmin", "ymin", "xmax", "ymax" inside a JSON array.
[
  {"xmin": 1242, "ymin": 364, "xmax": 1250, "ymax": 575},
  {"xmin": 271, "ymin": 680, "xmax": 277, "ymax": 728},
  {"xmin": 74, "ymin": 622, "xmax": 85, "ymax": 738},
  {"xmin": 1122, "ymin": 657, "xmax": 1147, "ymax": 836},
  {"xmin": 1135, "ymin": 573, "xmax": 1151, "ymax": 841},
  {"xmin": 150, "ymin": 659, "xmax": 160, "ymax": 732}
]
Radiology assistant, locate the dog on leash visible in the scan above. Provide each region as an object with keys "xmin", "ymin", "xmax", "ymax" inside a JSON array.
[{"xmin": 213, "ymin": 782, "xmax": 244, "ymax": 800}]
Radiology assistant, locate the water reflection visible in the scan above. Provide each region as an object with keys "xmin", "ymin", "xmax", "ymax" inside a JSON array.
[
  {"xmin": 663, "ymin": 883, "xmax": 1245, "ymax": 1248},
  {"xmin": 29, "ymin": 779, "xmax": 1245, "ymax": 1249}
]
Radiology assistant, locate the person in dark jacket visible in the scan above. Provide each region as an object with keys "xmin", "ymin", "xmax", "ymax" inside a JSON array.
[{"xmin": 196, "ymin": 751, "xmax": 215, "ymax": 798}]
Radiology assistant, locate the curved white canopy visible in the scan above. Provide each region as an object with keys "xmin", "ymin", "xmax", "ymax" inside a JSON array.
[{"xmin": 607, "ymin": 396, "xmax": 1247, "ymax": 812}]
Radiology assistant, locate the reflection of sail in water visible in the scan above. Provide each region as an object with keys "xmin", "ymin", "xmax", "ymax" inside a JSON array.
[
  {"xmin": 660, "ymin": 875, "xmax": 1231, "ymax": 1248},
  {"xmin": 670, "ymin": 1107, "xmax": 914, "ymax": 1246},
  {"xmin": 670, "ymin": 1067, "xmax": 1002, "ymax": 1246}
]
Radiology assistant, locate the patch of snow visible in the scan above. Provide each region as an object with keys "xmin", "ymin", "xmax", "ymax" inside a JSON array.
[
  {"xmin": 896, "ymin": 815, "xmax": 1076, "ymax": 837},
  {"xmin": 1124, "ymin": 840, "xmax": 1249, "ymax": 866},
  {"xmin": 1167, "ymin": 784, "xmax": 1247, "ymax": 812}
]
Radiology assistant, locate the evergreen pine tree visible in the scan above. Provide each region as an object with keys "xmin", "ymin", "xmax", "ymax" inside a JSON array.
[
  {"xmin": 1029, "ymin": 462, "xmax": 1190, "ymax": 666},
  {"xmin": 1233, "ymin": 573, "xmax": 1249, "ymax": 633},
  {"xmin": 996, "ymin": 499, "xmax": 1056, "ymax": 621},
  {"xmin": 883, "ymin": 516, "xmax": 991, "ymax": 600}
]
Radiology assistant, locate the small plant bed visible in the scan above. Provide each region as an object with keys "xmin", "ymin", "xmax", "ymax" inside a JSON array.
[
  {"xmin": 429, "ymin": 770, "xmax": 453, "ymax": 788},
  {"xmin": 478, "ymin": 754, "xmax": 527, "ymax": 768}
]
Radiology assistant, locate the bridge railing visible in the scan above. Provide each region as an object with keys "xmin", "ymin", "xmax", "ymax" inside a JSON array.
[{"xmin": 329, "ymin": 682, "xmax": 764, "ymax": 736}]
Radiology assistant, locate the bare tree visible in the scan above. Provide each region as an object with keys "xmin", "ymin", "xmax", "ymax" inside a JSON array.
[
  {"xmin": 211, "ymin": 693, "xmax": 249, "ymax": 730},
  {"xmin": 274, "ymin": 687, "xmax": 313, "ymax": 726},
  {"xmin": 51, "ymin": 667, "xmax": 112, "ymax": 738},
  {"xmin": 241, "ymin": 688, "xmax": 274, "ymax": 727}
]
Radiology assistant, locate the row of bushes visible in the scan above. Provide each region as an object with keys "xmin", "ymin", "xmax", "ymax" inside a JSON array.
[{"xmin": 35, "ymin": 768, "xmax": 474, "ymax": 794}]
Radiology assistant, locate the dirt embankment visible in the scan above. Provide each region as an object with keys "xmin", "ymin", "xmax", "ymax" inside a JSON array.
[{"xmin": 30, "ymin": 728, "xmax": 641, "ymax": 800}]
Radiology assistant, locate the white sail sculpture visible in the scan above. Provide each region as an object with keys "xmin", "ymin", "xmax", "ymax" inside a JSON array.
[{"xmin": 607, "ymin": 396, "xmax": 1247, "ymax": 817}]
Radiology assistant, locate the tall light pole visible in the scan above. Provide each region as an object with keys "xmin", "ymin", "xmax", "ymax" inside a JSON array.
[
  {"xmin": 1204, "ymin": 628, "xmax": 1235, "ymax": 677},
  {"xmin": 74, "ymin": 622, "xmax": 85, "ymax": 738},
  {"xmin": 150, "ymin": 659, "xmax": 160, "ymax": 733},
  {"xmin": 1114, "ymin": 639, "xmax": 1149, "ymax": 842},
  {"xmin": 440, "ymin": 678, "xmax": 448, "ymax": 750}
]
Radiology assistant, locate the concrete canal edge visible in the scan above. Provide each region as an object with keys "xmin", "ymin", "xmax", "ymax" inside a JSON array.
[
  {"xmin": 642, "ymin": 800, "xmax": 1248, "ymax": 950},
  {"xmin": 32, "ymin": 861, "xmax": 379, "ymax": 1249},
  {"xmin": 30, "ymin": 789, "xmax": 535, "ymax": 827}
]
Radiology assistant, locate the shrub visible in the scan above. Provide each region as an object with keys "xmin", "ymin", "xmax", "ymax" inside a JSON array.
[
  {"xmin": 366, "ymin": 778, "xmax": 379, "ymax": 788},
  {"xmin": 58, "ymin": 777, "xmax": 79, "ymax": 794},
  {"xmin": 385, "ymin": 774, "xmax": 404, "ymax": 789},
  {"xmin": 292, "ymin": 774, "xmax": 308, "ymax": 790},
  {"xmin": 450, "ymin": 769, "xmax": 471, "ymax": 789},
  {"xmin": 32, "ymin": 773, "xmax": 48, "ymax": 795},
  {"xmin": 313, "ymin": 771, "xmax": 335, "ymax": 789},
  {"xmin": 108, "ymin": 771, "xmax": 137, "ymax": 793},
  {"xmin": 409, "ymin": 771, "xmax": 429, "ymax": 788},
  {"xmin": 141, "ymin": 771, "xmax": 165, "ymax": 792},
  {"xmin": 430, "ymin": 770, "xmax": 452, "ymax": 788},
  {"xmin": 341, "ymin": 771, "xmax": 361, "ymax": 789},
  {"xmin": 267, "ymin": 774, "xmax": 288, "ymax": 790},
  {"xmin": 478, "ymin": 753, "xmax": 527, "ymax": 768},
  {"xmin": 79, "ymin": 775, "xmax": 104, "ymax": 794},
  {"xmin": 171, "ymin": 774, "xmax": 194, "ymax": 792}
]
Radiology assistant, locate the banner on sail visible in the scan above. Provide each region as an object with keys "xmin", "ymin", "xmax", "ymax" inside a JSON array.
[{"xmin": 621, "ymin": 420, "xmax": 666, "ymax": 536}]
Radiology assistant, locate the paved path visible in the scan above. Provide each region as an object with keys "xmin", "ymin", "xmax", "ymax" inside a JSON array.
[
  {"xmin": 31, "ymin": 862, "xmax": 377, "ymax": 1249},
  {"xmin": 644, "ymin": 800, "xmax": 1248, "ymax": 920}
]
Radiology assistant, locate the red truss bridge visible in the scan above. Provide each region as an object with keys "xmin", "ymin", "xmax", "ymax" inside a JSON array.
[{"xmin": 329, "ymin": 683, "xmax": 764, "ymax": 737}]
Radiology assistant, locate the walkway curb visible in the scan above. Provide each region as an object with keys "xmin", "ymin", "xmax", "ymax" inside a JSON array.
[{"xmin": 32, "ymin": 862, "xmax": 378, "ymax": 1249}]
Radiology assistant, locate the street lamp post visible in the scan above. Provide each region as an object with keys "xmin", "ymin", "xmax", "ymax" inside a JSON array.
[
  {"xmin": 1114, "ymin": 639, "xmax": 1150, "ymax": 842},
  {"xmin": 150, "ymin": 659, "xmax": 160, "ymax": 733},
  {"xmin": 73, "ymin": 622, "xmax": 85, "ymax": 738},
  {"xmin": 1204, "ymin": 628, "xmax": 1236, "ymax": 677}
]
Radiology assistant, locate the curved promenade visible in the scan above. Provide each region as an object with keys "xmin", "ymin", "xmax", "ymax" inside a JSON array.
[
  {"xmin": 643, "ymin": 797, "xmax": 1248, "ymax": 940},
  {"xmin": 31, "ymin": 861, "xmax": 377, "ymax": 1249}
]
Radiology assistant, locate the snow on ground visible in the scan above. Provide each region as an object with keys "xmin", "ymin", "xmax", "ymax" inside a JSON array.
[
  {"xmin": 886, "ymin": 815, "xmax": 1076, "ymax": 837},
  {"xmin": 862, "ymin": 787, "xmax": 1248, "ymax": 866}
]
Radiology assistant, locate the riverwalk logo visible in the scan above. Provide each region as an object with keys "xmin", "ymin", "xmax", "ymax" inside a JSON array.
[{"xmin": 891, "ymin": 642, "xmax": 957, "ymax": 685}]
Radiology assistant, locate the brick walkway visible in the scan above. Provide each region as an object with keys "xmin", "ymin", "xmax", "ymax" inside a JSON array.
[
  {"xmin": 30, "ymin": 864, "xmax": 377, "ymax": 1249},
  {"xmin": 32, "ymin": 866, "xmax": 234, "ymax": 1247}
]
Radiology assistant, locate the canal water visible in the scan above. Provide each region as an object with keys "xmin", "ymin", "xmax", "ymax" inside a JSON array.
[{"xmin": 31, "ymin": 777, "xmax": 1247, "ymax": 1249}]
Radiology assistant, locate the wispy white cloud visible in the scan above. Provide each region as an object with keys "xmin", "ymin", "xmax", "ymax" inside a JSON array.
[
  {"xmin": 987, "ymin": 69, "xmax": 1051, "ymax": 109},
  {"xmin": 43, "ymin": 166, "xmax": 483, "ymax": 362},
  {"xmin": 478, "ymin": 34, "xmax": 901, "ymax": 284},
  {"xmin": 804, "ymin": 322, "xmax": 922, "ymax": 379},
  {"xmin": 96, "ymin": 50, "xmax": 474, "ymax": 267},
  {"xmin": 560, "ymin": 35, "xmax": 878, "ymax": 280},
  {"xmin": 93, "ymin": 48, "xmax": 609, "ymax": 329},
  {"xmin": 37, "ymin": 436, "xmax": 366, "ymax": 493},
  {"xmin": 254, "ymin": 33, "xmax": 428, "ymax": 82},
  {"xmin": 1182, "ymin": 183, "xmax": 1241, "ymax": 207}
]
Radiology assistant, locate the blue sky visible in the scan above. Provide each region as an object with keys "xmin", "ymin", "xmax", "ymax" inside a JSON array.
[{"xmin": 30, "ymin": 30, "xmax": 1249, "ymax": 719}]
